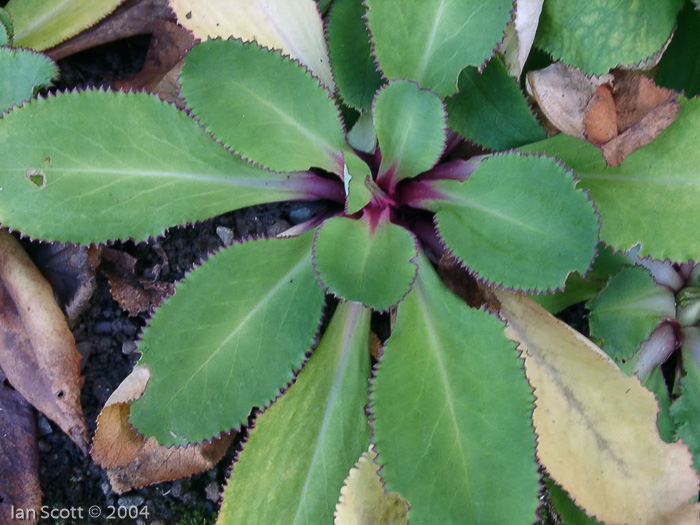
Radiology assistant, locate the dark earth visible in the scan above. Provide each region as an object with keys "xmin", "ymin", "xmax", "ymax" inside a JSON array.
[{"xmin": 14, "ymin": 30, "xmax": 580, "ymax": 525}]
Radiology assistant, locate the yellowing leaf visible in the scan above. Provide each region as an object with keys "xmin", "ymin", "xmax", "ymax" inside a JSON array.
[
  {"xmin": 169, "ymin": 0, "xmax": 335, "ymax": 90},
  {"xmin": 92, "ymin": 366, "xmax": 234, "ymax": 493},
  {"xmin": 335, "ymin": 447, "xmax": 408, "ymax": 525},
  {"xmin": 495, "ymin": 289, "xmax": 700, "ymax": 525},
  {"xmin": 0, "ymin": 230, "xmax": 88, "ymax": 452}
]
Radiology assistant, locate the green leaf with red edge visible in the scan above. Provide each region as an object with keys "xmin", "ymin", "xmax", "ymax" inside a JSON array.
[
  {"xmin": 410, "ymin": 153, "xmax": 598, "ymax": 292},
  {"xmin": 129, "ymin": 234, "xmax": 325, "ymax": 446},
  {"xmin": 0, "ymin": 91, "xmax": 329, "ymax": 244},
  {"xmin": 5, "ymin": 0, "xmax": 126, "ymax": 50},
  {"xmin": 365, "ymin": 0, "xmax": 513, "ymax": 97},
  {"xmin": 520, "ymin": 97, "xmax": 700, "ymax": 262},
  {"xmin": 672, "ymin": 353, "xmax": 700, "ymax": 473},
  {"xmin": 534, "ymin": 0, "xmax": 683, "ymax": 76},
  {"xmin": 446, "ymin": 57, "xmax": 545, "ymax": 151},
  {"xmin": 373, "ymin": 80, "xmax": 446, "ymax": 189},
  {"xmin": 587, "ymin": 266, "xmax": 676, "ymax": 363},
  {"xmin": 0, "ymin": 47, "xmax": 57, "ymax": 111},
  {"xmin": 327, "ymin": 0, "xmax": 384, "ymax": 111},
  {"xmin": 179, "ymin": 39, "xmax": 348, "ymax": 175},
  {"xmin": 371, "ymin": 254, "xmax": 539, "ymax": 523},
  {"xmin": 218, "ymin": 302, "xmax": 371, "ymax": 525},
  {"xmin": 657, "ymin": 1, "xmax": 700, "ymax": 98},
  {"xmin": 313, "ymin": 214, "xmax": 417, "ymax": 311}
]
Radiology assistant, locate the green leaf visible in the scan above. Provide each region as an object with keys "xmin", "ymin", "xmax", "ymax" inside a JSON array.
[
  {"xmin": 545, "ymin": 478, "xmax": 603, "ymax": 525},
  {"xmin": 0, "ymin": 91, "xmax": 326, "ymax": 243},
  {"xmin": 313, "ymin": 215, "xmax": 417, "ymax": 311},
  {"xmin": 5, "ymin": 0, "xmax": 126, "ymax": 50},
  {"xmin": 373, "ymin": 80, "xmax": 446, "ymax": 188},
  {"xmin": 344, "ymin": 152, "xmax": 373, "ymax": 215},
  {"xmin": 335, "ymin": 447, "xmax": 409, "ymax": 525},
  {"xmin": 645, "ymin": 367, "xmax": 676, "ymax": 443},
  {"xmin": 327, "ymin": 0, "xmax": 384, "ymax": 111},
  {"xmin": 419, "ymin": 153, "xmax": 599, "ymax": 292},
  {"xmin": 366, "ymin": 0, "xmax": 513, "ymax": 97},
  {"xmin": 531, "ymin": 244, "xmax": 629, "ymax": 314},
  {"xmin": 534, "ymin": 0, "xmax": 683, "ymax": 75},
  {"xmin": 587, "ymin": 266, "xmax": 675, "ymax": 363},
  {"xmin": 128, "ymin": 234, "xmax": 326, "ymax": 446},
  {"xmin": 180, "ymin": 39, "xmax": 348, "ymax": 174},
  {"xmin": 0, "ymin": 47, "xmax": 56, "ymax": 111},
  {"xmin": 446, "ymin": 57, "xmax": 545, "ymax": 151},
  {"xmin": 521, "ymin": 98, "xmax": 700, "ymax": 262},
  {"xmin": 371, "ymin": 254, "xmax": 539, "ymax": 523},
  {"xmin": 0, "ymin": 9, "xmax": 12, "ymax": 45},
  {"xmin": 671, "ymin": 355, "xmax": 700, "ymax": 472},
  {"xmin": 218, "ymin": 301, "xmax": 371, "ymax": 525},
  {"xmin": 657, "ymin": 1, "xmax": 700, "ymax": 98}
]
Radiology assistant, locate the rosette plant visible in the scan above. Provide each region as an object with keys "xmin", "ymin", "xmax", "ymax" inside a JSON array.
[{"xmin": 1, "ymin": 0, "xmax": 699, "ymax": 523}]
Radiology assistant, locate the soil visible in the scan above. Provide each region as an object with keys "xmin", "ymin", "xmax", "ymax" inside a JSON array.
[{"xmin": 13, "ymin": 30, "xmax": 583, "ymax": 525}]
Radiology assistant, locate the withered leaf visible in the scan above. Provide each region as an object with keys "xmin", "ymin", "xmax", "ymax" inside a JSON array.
[
  {"xmin": 0, "ymin": 375, "xmax": 41, "ymax": 525},
  {"xmin": 0, "ymin": 231, "xmax": 88, "ymax": 453},
  {"xmin": 92, "ymin": 366, "xmax": 234, "ymax": 493},
  {"xmin": 583, "ymin": 84, "xmax": 618, "ymax": 145},
  {"xmin": 100, "ymin": 248, "xmax": 174, "ymax": 316}
]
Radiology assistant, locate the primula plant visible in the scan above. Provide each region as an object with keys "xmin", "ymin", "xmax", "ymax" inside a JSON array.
[{"xmin": 2, "ymin": 0, "xmax": 700, "ymax": 523}]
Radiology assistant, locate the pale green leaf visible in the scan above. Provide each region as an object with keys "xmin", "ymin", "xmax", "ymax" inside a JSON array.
[
  {"xmin": 371, "ymin": 255, "xmax": 539, "ymax": 524},
  {"xmin": 344, "ymin": 152, "xmax": 373, "ymax": 215},
  {"xmin": 180, "ymin": 39, "xmax": 348, "ymax": 174},
  {"xmin": 534, "ymin": 0, "xmax": 683, "ymax": 75},
  {"xmin": 0, "ymin": 47, "xmax": 56, "ymax": 111},
  {"xmin": 0, "ymin": 91, "xmax": 324, "ymax": 243},
  {"xmin": 418, "ymin": 154, "xmax": 598, "ymax": 292},
  {"xmin": 5, "ymin": 0, "xmax": 126, "ymax": 50},
  {"xmin": 169, "ymin": 0, "xmax": 335, "ymax": 90},
  {"xmin": 218, "ymin": 302, "xmax": 371, "ymax": 525},
  {"xmin": 657, "ymin": 1, "xmax": 700, "ymax": 98},
  {"xmin": 672, "ymin": 354, "xmax": 700, "ymax": 472},
  {"xmin": 446, "ymin": 57, "xmax": 545, "ymax": 151},
  {"xmin": 373, "ymin": 80, "xmax": 446, "ymax": 187},
  {"xmin": 128, "ymin": 234, "xmax": 325, "ymax": 446},
  {"xmin": 366, "ymin": 0, "xmax": 513, "ymax": 97},
  {"xmin": 327, "ymin": 0, "xmax": 384, "ymax": 111},
  {"xmin": 334, "ymin": 447, "xmax": 409, "ymax": 525},
  {"xmin": 0, "ymin": 8, "xmax": 12, "ymax": 45},
  {"xmin": 346, "ymin": 112, "xmax": 377, "ymax": 155},
  {"xmin": 521, "ymin": 98, "xmax": 700, "ymax": 262},
  {"xmin": 588, "ymin": 266, "xmax": 676, "ymax": 362},
  {"xmin": 313, "ymin": 215, "xmax": 417, "ymax": 311}
]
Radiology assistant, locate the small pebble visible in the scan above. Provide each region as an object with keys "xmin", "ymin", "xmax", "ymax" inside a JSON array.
[
  {"xmin": 216, "ymin": 226, "xmax": 235, "ymax": 246},
  {"xmin": 118, "ymin": 495, "xmax": 145, "ymax": 508},
  {"xmin": 38, "ymin": 440, "xmax": 51, "ymax": 453},
  {"xmin": 93, "ymin": 320, "xmax": 113, "ymax": 335},
  {"xmin": 122, "ymin": 341, "xmax": 138, "ymax": 355},
  {"xmin": 37, "ymin": 415, "xmax": 53, "ymax": 437},
  {"xmin": 288, "ymin": 205, "xmax": 314, "ymax": 224},
  {"xmin": 101, "ymin": 482, "xmax": 112, "ymax": 496},
  {"xmin": 205, "ymin": 481, "xmax": 220, "ymax": 502}
]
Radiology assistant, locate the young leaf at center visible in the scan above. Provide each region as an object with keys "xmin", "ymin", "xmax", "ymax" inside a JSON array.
[
  {"xmin": 313, "ymin": 215, "xmax": 418, "ymax": 311},
  {"xmin": 129, "ymin": 234, "xmax": 325, "ymax": 446},
  {"xmin": 218, "ymin": 302, "xmax": 371, "ymax": 525},
  {"xmin": 371, "ymin": 255, "xmax": 540, "ymax": 524}
]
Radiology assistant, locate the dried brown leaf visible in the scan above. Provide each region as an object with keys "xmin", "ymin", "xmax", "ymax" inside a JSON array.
[
  {"xmin": 92, "ymin": 366, "xmax": 234, "ymax": 493},
  {"xmin": 583, "ymin": 85, "xmax": 618, "ymax": 145},
  {"xmin": 0, "ymin": 377, "xmax": 41, "ymax": 524},
  {"xmin": 436, "ymin": 254, "xmax": 496, "ymax": 309},
  {"xmin": 100, "ymin": 248, "xmax": 174, "ymax": 316},
  {"xmin": 47, "ymin": 0, "xmax": 174, "ymax": 61},
  {"xmin": 495, "ymin": 289, "xmax": 700, "ymax": 525},
  {"xmin": 0, "ymin": 231, "xmax": 88, "ymax": 453}
]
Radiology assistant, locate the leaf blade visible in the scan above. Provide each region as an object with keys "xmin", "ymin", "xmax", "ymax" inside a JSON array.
[
  {"xmin": 0, "ymin": 47, "xmax": 56, "ymax": 111},
  {"xmin": 129, "ymin": 234, "xmax": 325, "ymax": 446}
]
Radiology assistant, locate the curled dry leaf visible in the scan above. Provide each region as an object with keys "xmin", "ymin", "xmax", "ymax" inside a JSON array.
[
  {"xmin": 100, "ymin": 248, "xmax": 174, "ymax": 316},
  {"xmin": 526, "ymin": 62, "xmax": 613, "ymax": 139},
  {"xmin": 495, "ymin": 289, "xmax": 700, "ymax": 525},
  {"xmin": 25, "ymin": 242, "xmax": 101, "ymax": 326},
  {"xmin": 0, "ymin": 376, "xmax": 41, "ymax": 524},
  {"xmin": 334, "ymin": 447, "xmax": 408, "ymax": 525},
  {"xmin": 0, "ymin": 231, "xmax": 88, "ymax": 453},
  {"xmin": 500, "ymin": 0, "xmax": 545, "ymax": 78},
  {"xmin": 47, "ymin": 0, "xmax": 174, "ymax": 61},
  {"xmin": 92, "ymin": 366, "xmax": 234, "ymax": 493},
  {"xmin": 583, "ymin": 85, "xmax": 617, "ymax": 145}
]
